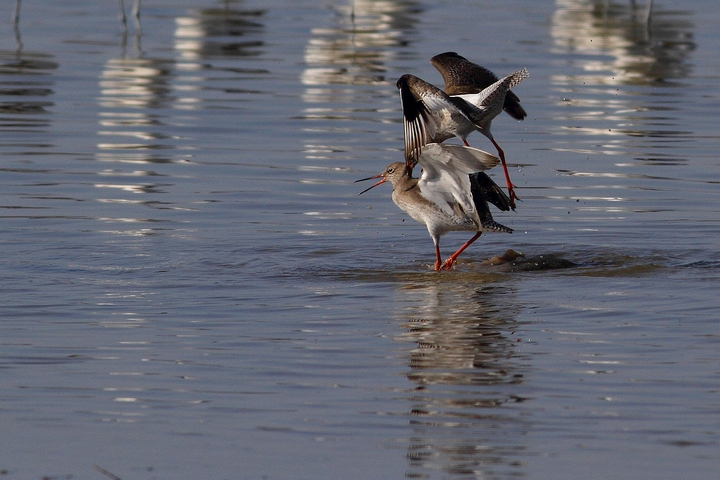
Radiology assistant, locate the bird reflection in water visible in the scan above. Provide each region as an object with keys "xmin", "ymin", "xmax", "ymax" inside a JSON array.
[{"xmin": 395, "ymin": 282, "xmax": 529, "ymax": 478}]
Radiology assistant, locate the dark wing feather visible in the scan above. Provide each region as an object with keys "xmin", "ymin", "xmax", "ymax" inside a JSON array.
[
  {"xmin": 470, "ymin": 172, "xmax": 514, "ymax": 212},
  {"xmin": 397, "ymin": 75, "xmax": 429, "ymax": 169},
  {"xmin": 397, "ymin": 74, "xmax": 459, "ymax": 169},
  {"xmin": 470, "ymin": 172, "xmax": 514, "ymax": 233}
]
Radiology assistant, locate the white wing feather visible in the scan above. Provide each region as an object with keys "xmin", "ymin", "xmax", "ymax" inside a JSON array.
[
  {"xmin": 418, "ymin": 143, "xmax": 499, "ymax": 175},
  {"xmin": 416, "ymin": 143, "xmax": 499, "ymax": 218},
  {"xmin": 457, "ymin": 68, "xmax": 529, "ymax": 109}
]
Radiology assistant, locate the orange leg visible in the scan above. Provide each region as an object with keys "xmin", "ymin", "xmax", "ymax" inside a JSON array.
[
  {"xmin": 490, "ymin": 137, "xmax": 519, "ymax": 209},
  {"xmin": 434, "ymin": 243, "xmax": 442, "ymax": 271},
  {"xmin": 441, "ymin": 232, "xmax": 482, "ymax": 270}
]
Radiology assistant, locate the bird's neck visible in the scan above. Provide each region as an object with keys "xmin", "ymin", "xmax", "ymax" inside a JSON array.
[{"xmin": 394, "ymin": 174, "xmax": 418, "ymax": 193}]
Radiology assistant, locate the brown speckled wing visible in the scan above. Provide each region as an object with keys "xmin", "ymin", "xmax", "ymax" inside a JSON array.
[
  {"xmin": 431, "ymin": 52, "xmax": 499, "ymax": 95},
  {"xmin": 431, "ymin": 51, "xmax": 527, "ymax": 121}
]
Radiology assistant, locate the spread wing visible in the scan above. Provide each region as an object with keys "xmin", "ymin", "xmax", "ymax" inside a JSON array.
[
  {"xmin": 397, "ymin": 74, "xmax": 469, "ymax": 169},
  {"xmin": 418, "ymin": 143, "xmax": 499, "ymax": 175},
  {"xmin": 470, "ymin": 69, "xmax": 529, "ymax": 108},
  {"xmin": 416, "ymin": 143, "xmax": 499, "ymax": 217},
  {"xmin": 431, "ymin": 52, "xmax": 500, "ymax": 95},
  {"xmin": 454, "ymin": 69, "xmax": 529, "ymax": 128}
]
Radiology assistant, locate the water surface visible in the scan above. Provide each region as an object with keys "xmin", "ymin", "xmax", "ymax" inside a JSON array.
[{"xmin": 1, "ymin": 1, "xmax": 719, "ymax": 479}]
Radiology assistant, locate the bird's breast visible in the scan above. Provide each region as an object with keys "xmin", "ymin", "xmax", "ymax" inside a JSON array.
[{"xmin": 392, "ymin": 185, "xmax": 477, "ymax": 235}]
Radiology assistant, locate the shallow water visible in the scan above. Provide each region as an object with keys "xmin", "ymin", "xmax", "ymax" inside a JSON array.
[{"xmin": 1, "ymin": 0, "xmax": 719, "ymax": 479}]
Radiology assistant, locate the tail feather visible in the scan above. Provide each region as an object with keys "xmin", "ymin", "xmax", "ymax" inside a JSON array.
[
  {"xmin": 507, "ymin": 68, "xmax": 529, "ymax": 90},
  {"xmin": 503, "ymin": 91, "xmax": 526, "ymax": 120},
  {"xmin": 481, "ymin": 219, "xmax": 513, "ymax": 234},
  {"xmin": 469, "ymin": 172, "xmax": 513, "ymax": 234}
]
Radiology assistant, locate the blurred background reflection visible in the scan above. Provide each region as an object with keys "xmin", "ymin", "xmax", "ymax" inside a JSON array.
[
  {"xmin": 549, "ymin": 0, "xmax": 697, "ymax": 165},
  {"xmin": 300, "ymin": 0, "xmax": 422, "ymax": 164},
  {"xmin": 0, "ymin": 50, "xmax": 57, "ymax": 155}
]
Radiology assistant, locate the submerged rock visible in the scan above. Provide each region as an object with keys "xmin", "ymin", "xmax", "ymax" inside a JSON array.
[{"xmin": 479, "ymin": 249, "xmax": 576, "ymax": 272}]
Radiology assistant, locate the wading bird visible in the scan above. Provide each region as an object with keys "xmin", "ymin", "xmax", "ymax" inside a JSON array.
[{"xmin": 356, "ymin": 142, "xmax": 513, "ymax": 271}]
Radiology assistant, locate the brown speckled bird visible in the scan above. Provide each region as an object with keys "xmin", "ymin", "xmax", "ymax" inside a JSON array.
[
  {"xmin": 396, "ymin": 65, "xmax": 528, "ymax": 209},
  {"xmin": 356, "ymin": 142, "xmax": 513, "ymax": 271}
]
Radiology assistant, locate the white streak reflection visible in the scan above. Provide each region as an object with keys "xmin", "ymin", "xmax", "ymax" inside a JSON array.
[{"xmin": 549, "ymin": 0, "xmax": 696, "ymax": 159}]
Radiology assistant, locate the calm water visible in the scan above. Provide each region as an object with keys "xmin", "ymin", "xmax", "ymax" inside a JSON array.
[{"xmin": 1, "ymin": 0, "xmax": 718, "ymax": 479}]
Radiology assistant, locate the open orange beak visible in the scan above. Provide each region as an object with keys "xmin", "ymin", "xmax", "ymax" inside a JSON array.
[{"xmin": 355, "ymin": 173, "xmax": 387, "ymax": 195}]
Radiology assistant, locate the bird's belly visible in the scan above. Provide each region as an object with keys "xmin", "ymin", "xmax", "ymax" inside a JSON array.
[
  {"xmin": 393, "ymin": 195, "xmax": 477, "ymax": 234},
  {"xmin": 431, "ymin": 211, "xmax": 478, "ymax": 235},
  {"xmin": 433, "ymin": 110, "xmax": 474, "ymax": 142}
]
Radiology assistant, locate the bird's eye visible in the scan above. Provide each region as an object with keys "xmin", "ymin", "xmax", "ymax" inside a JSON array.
[{"xmin": 387, "ymin": 167, "xmax": 395, "ymax": 173}]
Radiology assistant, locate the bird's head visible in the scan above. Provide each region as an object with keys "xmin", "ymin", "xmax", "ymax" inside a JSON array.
[{"xmin": 355, "ymin": 162, "xmax": 408, "ymax": 194}]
